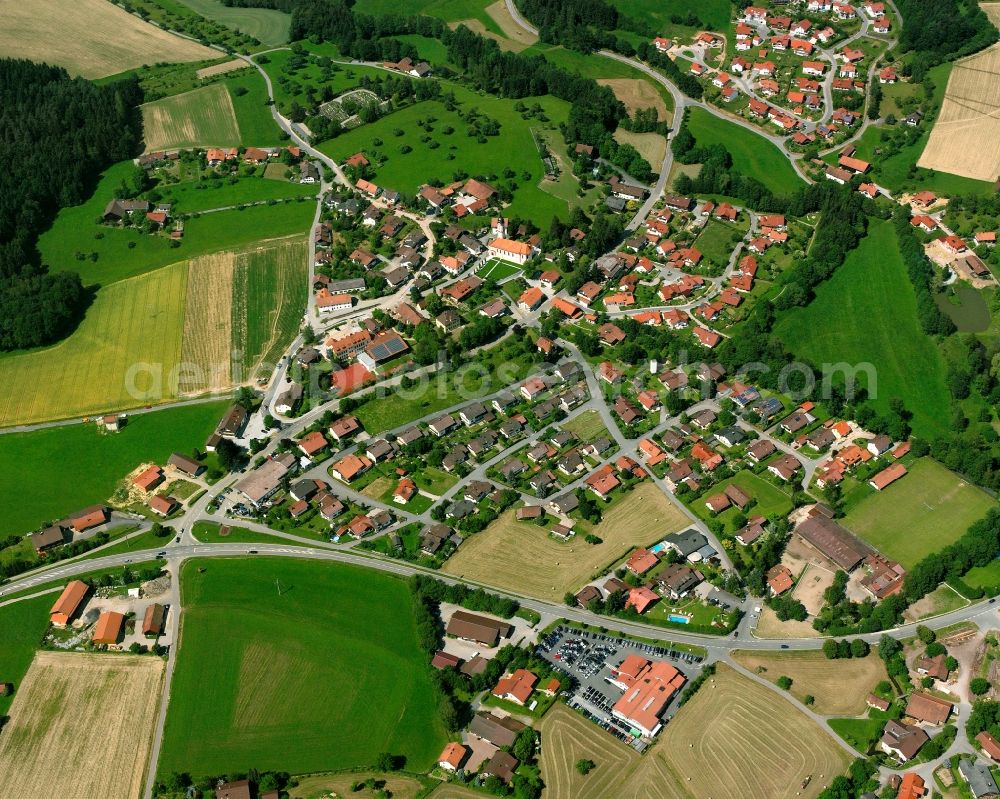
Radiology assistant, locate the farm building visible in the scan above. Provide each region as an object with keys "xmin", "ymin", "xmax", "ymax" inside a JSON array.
[
  {"xmin": 445, "ymin": 610, "xmax": 512, "ymax": 647},
  {"xmin": 143, "ymin": 603, "xmax": 166, "ymax": 638},
  {"xmin": 92, "ymin": 611, "xmax": 126, "ymax": 647},
  {"xmin": 50, "ymin": 580, "xmax": 91, "ymax": 627}
]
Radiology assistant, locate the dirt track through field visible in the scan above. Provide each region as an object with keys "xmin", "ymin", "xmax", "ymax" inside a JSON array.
[
  {"xmin": 918, "ymin": 43, "xmax": 1000, "ymax": 181},
  {"xmin": 180, "ymin": 251, "xmax": 235, "ymax": 393},
  {"xmin": 0, "ymin": 651, "xmax": 164, "ymax": 799},
  {"xmin": 0, "ymin": 0, "xmax": 216, "ymax": 78}
]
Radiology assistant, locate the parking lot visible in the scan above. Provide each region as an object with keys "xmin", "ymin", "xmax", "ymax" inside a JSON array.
[{"xmin": 535, "ymin": 625, "xmax": 707, "ymax": 749}]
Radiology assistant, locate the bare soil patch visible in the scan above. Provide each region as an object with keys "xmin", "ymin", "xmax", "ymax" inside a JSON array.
[{"xmin": 0, "ymin": 651, "xmax": 164, "ymax": 799}]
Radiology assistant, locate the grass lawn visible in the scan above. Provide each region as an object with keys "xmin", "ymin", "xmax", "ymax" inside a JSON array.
[
  {"xmin": 142, "ymin": 83, "xmax": 241, "ymax": 152},
  {"xmin": 840, "ymin": 457, "xmax": 996, "ymax": 569},
  {"xmin": 157, "ymin": 558, "xmax": 447, "ymax": 777},
  {"xmin": 561, "ymin": 409, "xmax": 609, "ymax": 441},
  {"xmin": 442, "ymin": 482, "xmax": 689, "ymax": 601},
  {"xmin": 775, "ymin": 220, "xmax": 951, "ymax": 438},
  {"xmin": 478, "ymin": 259, "xmax": 522, "ymax": 281},
  {"xmin": 0, "ymin": 595, "xmax": 56, "ymax": 715},
  {"xmin": 731, "ymin": 650, "xmax": 887, "ymax": 714},
  {"xmin": 411, "ymin": 467, "xmax": 458, "ymax": 496},
  {"xmin": 82, "ymin": 529, "xmax": 169, "ymax": 559},
  {"xmin": 693, "ymin": 470, "xmax": 793, "ymax": 534},
  {"xmin": 191, "ymin": 521, "xmax": 317, "ymax": 547},
  {"xmin": 964, "ymin": 559, "xmax": 1000, "ymax": 591},
  {"xmin": 0, "ymin": 402, "xmax": 227, "ymax": 535},
  {"xmin": 316, "ymin": 86, "xmax": 574, "ymax": 221},
  {"xmin": 225, "ymin": 70, "xmax": 287, "ymax": 146},
  {"xmin": 353, "ymin": 348, "xmax": 539, "ymax": 435},
  {"xmin": 176, "ymin": 0, "xmax": 291, "ymax": 45},
  {"xmin": 693, "ymin": 219, "xmax": 745, "ymax": 268},
  {"xmin": 153, "ymin": 174, "xmax": 317, "ymax": 214},
  {"xmin": 828, "ymin": 716, "xmax": 885, "ymax": 754},
  {"xmin": 686, "ymin": 106, "xmax": 805, "ymax": 195},
  {"xmin": 41, "ymin": 160, "xmax": 313, "ymax": 288}
]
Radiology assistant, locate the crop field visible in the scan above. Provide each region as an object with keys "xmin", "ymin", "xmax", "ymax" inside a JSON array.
[
  {"xmin": 317, "ymin": 86, "xmax": 575, "ymax": 221},
  {"xmin": 142, "ymin": 83, "xmax": 241, "ymax": 152},
  {"xmin": 539, "ymin": 665, "xmax": 849, "ymax": 799},
  {"xmin": 685, "ymin": 107, "xmax": 805, "ymax": 195},
  {"xmin": 0, "ymin": 652, "xmax": 164, "ymax": 799},
  {"xmin": 731, "ymin": 651, "xmax": 887, "ymax": 714},
  {"xmin": 442, "ymin": 482, "xmax": 689, "ymax": 601},
  {"xmin": 179, "ymin": 252, "xmax": 236, "ymax": 393},
  {"xmin": 457, "ymin": 0, "xmax": 539, "ymax": 52},
  {"xmin": 0, "ymin": 262, "xmax": 188, "ymax": 427},
  {"xmin": 157, "ymin": 558, "xmax": 446, "ymax": 777},
  {"xmin": 0, "ymin": 0, "xmax": 217, "ymax": 78},
  {"xmin": 0, "ymin": 595, "xmax": 55, "ymax": 716},
  {"xmin": 775, "ymin": 220, "xmax": 951, "ymax": 438},
  {"xmin": 231, "ymin": 238, "xmax": 309, "ymax": 380},
  {"xmin": 840, "ymin": 457, "xmax": 995, "ymax": 569},
  {"xmin": 177, "ymin": 0, "xmax": 291, "ymax": 45},
  {"xmin": 0, "ymin": 234, "xmax": 304, "ymax": 426},
  {"xmin": 0, "ymin": 402, "xmax": 227, "ymax": 535},
  {"xmin": 918, "ymin": 44, "xmax": 1000, "ymax": 182}
]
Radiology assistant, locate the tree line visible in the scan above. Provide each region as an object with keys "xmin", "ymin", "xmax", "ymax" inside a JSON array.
[{"xmin": 0, "ymin": 59, "xmax": 143, "ymax": 351}]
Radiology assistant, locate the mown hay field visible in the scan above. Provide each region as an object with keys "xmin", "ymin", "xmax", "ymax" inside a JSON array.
[
  {"xmin": 600, "ymin": 78, "xmax": 670, "ymax": 119},
  {"xmin": 615, "ymin": 129, "xmax": 668, "ymax": 170},
  {"xmin": 142, "ymin": 83, "xmax": 241, "ymax": 152},
  {"xmin": 918, "ymin": 44, "xmax": 1000, "ymax": 181},
  {"xmin": 0, "ymin": 652, "xmax": 164, "ymax": 799},
  {"xmin": 442, "ymin": 482, "xmax": 689, "ymax": 601},
  {"xmin": 539, "ymin": 665, "xmax": 852, "ymax": 799},
  {"xmin": 731, "ymin": 651, "xmax": 887, "ymax": 714},
  {"xmin": 157, "ymin": 558, "xmax": 446, "ymax": 777},
  {"xmin": 196, "ymin": 58, "xmax": 251, "ymax": 79},
  {"xmin": 0, "ymin": 0, "xmax": 216, "ymax": 78}
]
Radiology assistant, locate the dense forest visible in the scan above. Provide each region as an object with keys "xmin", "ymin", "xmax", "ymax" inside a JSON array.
[
  {"xmin": 0, "ymin": 60, "xmax": 143, "ymax": 351},
  {"xmin": 896, "ymin": 0, "xmax": 997, "ymax": 64}
]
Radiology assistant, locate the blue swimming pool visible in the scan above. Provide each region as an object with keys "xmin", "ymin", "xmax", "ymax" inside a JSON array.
[{"xmin": 669, "ymin": 614, "xmax": 690, "ymax": 624}]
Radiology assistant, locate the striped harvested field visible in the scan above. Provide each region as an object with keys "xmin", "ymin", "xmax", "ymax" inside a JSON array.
[
  {"xmin": 918, "ymin": 43, "xmax": 1000, "ymax": 181},
  {"xmin": 539, "ymin": 665, "xmax": 851, "ymax": 799},
  {"xmin": 0, "ymin": 0, "xmax": 216, "ymax": 78},
  {"xmin": 142, "ymin": 83, "xmax": 241, "ymax": 152},
  {"xmin": 0, "ymin": 652, "xmax": 164, "ymax": 799},
  {"xmin": 179, "ymin": 251, "xmax": 236, "ymax": 393}
]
